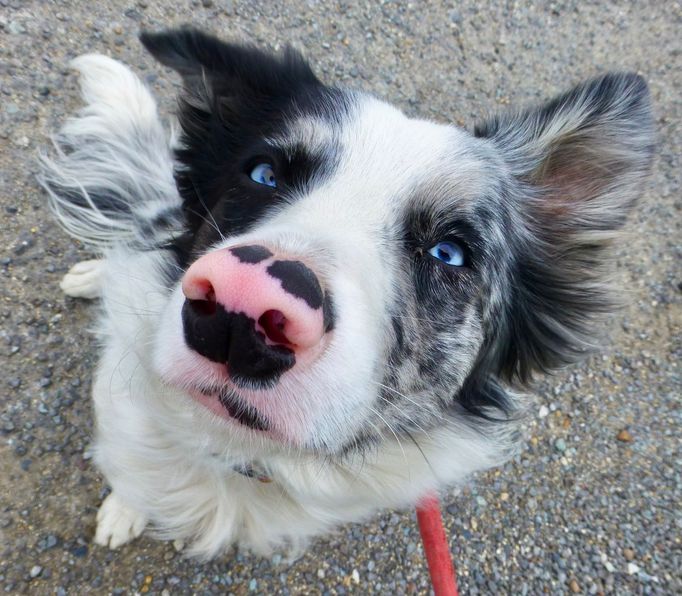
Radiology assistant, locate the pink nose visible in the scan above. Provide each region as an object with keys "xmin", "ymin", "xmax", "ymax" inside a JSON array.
[{"xmin": 181, "ymin": 245, "xmax": 327, "ymax": 352}]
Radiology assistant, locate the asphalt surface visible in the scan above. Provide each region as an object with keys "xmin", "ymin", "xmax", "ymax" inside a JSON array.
[{"xmin": 1, "ymin": 1, "xmax": 680, "ymax": 594}]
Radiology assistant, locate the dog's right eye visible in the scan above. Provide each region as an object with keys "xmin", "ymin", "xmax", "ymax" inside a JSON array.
[
  {"xmin": 427, "ymin": 241, "xmax": 466, "ymax": 267},
  {"xmin": 249, "ymin": 163, "xmax": 277, "ymax": 188}
]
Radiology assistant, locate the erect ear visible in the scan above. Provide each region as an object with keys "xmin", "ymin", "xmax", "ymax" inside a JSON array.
[
  {"xmin": 475, "ymin": 73, "xmax": 655, "ymax": 383},
  {"xmin": 140, "ymin": 27, "xmax": 320, "ymax": 111},
  {"xmin": 140, "ymin": 27, "xmax": 320, "ymax": 93}
]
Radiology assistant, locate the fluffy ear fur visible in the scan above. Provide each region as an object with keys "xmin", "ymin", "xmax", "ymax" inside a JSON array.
[{"xmin": 476, "ymin": 73, "xmax": 655, "ymax": 383}]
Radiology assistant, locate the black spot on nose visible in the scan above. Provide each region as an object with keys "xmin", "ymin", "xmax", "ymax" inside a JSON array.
[
  {"xmin": 266, "ymin": 260, "xmax": 323, "ymax": 309},
  {"xmin": 182, "ymin": 300, "xmax": 295, "ymax": 387},
  {"xmin": 229, "ymin": 245, "xmax": 273, "ymax": 264},
  {"xmin": 322, "ymin": 291, "xmax": 335, "ymax": 332}
]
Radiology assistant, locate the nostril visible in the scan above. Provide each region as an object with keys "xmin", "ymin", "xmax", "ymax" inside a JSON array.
[
  {"xmin": 258, "ymin": 309, "xmax": 290, "ymax": 345},
  {"xmin": 188, "ymin": 285, "xmax": 217, "ymax": 316}
]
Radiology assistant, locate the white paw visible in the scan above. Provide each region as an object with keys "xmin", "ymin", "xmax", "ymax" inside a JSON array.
[
  {"xmin": 60, "ymin": 259, "xmax": 104, "ymax": 299},
  {"xmin": 94, "ymin": 492, "xmax": 147, "ymax": 549}
]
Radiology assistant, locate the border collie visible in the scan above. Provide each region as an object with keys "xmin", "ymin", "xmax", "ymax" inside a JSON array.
[{"xmin": 38, "ymin": 28, "xmax": 654, "ymax": 558}]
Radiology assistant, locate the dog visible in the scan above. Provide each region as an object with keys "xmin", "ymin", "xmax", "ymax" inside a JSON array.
[{"xmin": 38, "ymin": 28, "xmax": 654, "ymax": 558}]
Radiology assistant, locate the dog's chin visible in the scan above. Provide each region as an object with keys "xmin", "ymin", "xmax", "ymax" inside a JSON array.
[{"xmin": 187, "ymin": 387, "xmax": 271, "ymax": 433}]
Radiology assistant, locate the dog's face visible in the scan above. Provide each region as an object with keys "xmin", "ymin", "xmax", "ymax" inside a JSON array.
[{"xmin": 142, "ymin": 30, "xmax": 653, "ymax": 453}]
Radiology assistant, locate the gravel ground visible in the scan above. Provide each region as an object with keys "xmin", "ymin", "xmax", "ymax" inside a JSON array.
[{"xmin": 1, "ymin": 1, "xmax": 680, "ymax": 594}]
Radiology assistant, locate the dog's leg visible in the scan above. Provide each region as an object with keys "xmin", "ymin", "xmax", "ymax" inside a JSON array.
[
  {"xmin": 94, "ymin": 492, "xmax": 148, "ymax": 549},
  {"xmin": 60, "ymin": 259, "xmax": 105, "ymax": 299}
]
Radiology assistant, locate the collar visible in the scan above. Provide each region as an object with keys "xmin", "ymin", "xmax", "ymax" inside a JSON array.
[{"xmin": 232, "ymin": 462, "xmax": 272, "ymax": 483}]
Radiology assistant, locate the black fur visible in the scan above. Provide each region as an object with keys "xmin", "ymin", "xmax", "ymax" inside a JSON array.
[{"xmin": 218, "ymin": 389, "xmax": 269, "ymax": 432}]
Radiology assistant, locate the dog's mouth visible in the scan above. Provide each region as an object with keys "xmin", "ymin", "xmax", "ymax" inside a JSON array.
[
  {"xmin": 217, "ymin": 389, "xmax": 269, "ymax": 431},
  {"xmin": 189, "ymin": 386, "xmax": 269, "ymax": 432}
]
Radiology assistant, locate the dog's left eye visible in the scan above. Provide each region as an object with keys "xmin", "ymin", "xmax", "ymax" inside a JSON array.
[
  {"xmin": 428, "ymin": 241, "xmax": 465, "ymax": 267},
  {"xmin": 249, "ymin": 163, "xmax": 277, "ymax": 188}
]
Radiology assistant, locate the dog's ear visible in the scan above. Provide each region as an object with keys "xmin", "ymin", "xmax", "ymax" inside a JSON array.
[
  {"xmin": 475, "ymin": 73, "xmax": 655, "ymax": 383},
  {"xmin": 140, "ymin": 28, "xmax": 321, "ymax": 138},
  {"xmin": 140, "ymin": 27, "xmax": 320, "ymax": 100}
]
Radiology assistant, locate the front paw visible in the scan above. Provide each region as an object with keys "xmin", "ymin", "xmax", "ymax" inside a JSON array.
[
  {"xmin": 94, "ymin": 492, "xmax": 147, "ymax": 549},
  {"xmin": 60, "ymin": 259, "xmax": 103, "ymax": 299}
]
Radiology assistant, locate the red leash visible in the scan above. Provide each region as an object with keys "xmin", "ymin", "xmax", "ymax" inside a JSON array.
[{"xmin": 416, "ymin": 494, "xmax": 459, "ymax": 596}]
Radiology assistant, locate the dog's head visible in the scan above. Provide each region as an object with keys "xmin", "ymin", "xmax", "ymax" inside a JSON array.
[{"xmin": 142, "ymin": 29, "xmax": 654, "ymax": 453}]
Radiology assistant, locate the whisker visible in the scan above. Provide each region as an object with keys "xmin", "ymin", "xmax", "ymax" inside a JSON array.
[
  {"xmin": 187, "ymin": 178, "xmax": 225, "ymax": 242},
  {"xmin": 376, "ymin": 395, "xmax": 432, "ymax": 439},
  {"xmin": 368, "ymin": 405, "xmax": 407, "ymax": 464},
  {"xmin": 371, "ymin": 381, "xmax": 447, "ymax": 423}
]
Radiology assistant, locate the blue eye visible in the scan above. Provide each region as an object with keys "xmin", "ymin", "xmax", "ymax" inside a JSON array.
[
  {"xmin": 249, "ymin": 163, "xmax": 277, "ymax": 188},
  {"xmin": 428, "ymin": 241, "xmax": 466, "ymax": 267}
]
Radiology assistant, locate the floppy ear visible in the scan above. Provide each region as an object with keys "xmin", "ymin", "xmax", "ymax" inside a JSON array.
[{"xmin": 475, "ymin": 73, "xmax": 655, "ymax": 383}]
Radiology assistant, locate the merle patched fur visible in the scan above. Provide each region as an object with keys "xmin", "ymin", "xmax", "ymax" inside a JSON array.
[{"xmin": 39, "ymin": 28, "xmax": 654, "ymax": 557}]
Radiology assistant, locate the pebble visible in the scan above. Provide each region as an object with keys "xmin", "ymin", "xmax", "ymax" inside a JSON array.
[
  {"xmin": 617, "ymin": 429, "xmax": 633, "ymax": 442},
  {"xmin": 554, "ymin": 438, "xmax": 567, "ymax": 453},
  {"xmin": 449, "ymin": 10, "xmax": 463, "ymax": 24},
  {"xmin": 8, "ymin": 20, "xmax": 26, "ymax": 34},
  {"xmin": 30, "ymin": 566, "xmax": 43, "ymax": 579},
  {"xmin": 173, "ymin": 539, "xmax": 185, "ymax": 551},
  {"xmin": 38, "ymin": 534, "xmax": 59, "ymax": 550},
  {"xmin": 71, "ymin": 545, "xmax": 88, "ymax": 558}
]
